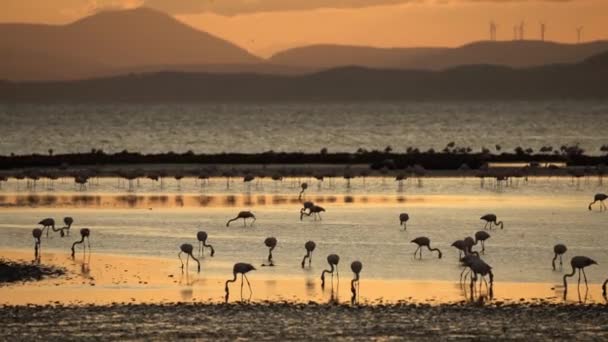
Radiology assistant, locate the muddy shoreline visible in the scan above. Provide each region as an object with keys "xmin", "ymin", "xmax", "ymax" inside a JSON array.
[{"xmin": 1, "ymin": 302, "xmax": 607, "ymax": 340}]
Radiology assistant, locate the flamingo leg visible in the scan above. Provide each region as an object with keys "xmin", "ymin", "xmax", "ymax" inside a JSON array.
[
  {"xmin": 578, "ymin": 269, "xmax": 581, "ymax": 287},
  {"xmin": 244, "ymin": 274, "xmax": 253, "ymax": 299},
  {"xmin": 413, "ymin": 247, "xmax": 420, "ymax": 258},
  {"xmin": 178, "ymin": 251, "xmax": 184, "ymax": 269},
  {"xmin": 241, "ymin": 274, "xmax": 244, "ymax": 300},
  {"xmin": 186, "ymin": 254, "xmax": 190, "ymax": 270},
  {"xmin": 559, "ymin": 255, "xmax": 563, "ymax": 267},
  {"xmin": 87, "ymin": 236, "xmax": 91, "ymax": 249},
  {"xmin": 582, "ymin": 268, "xmax": 588, "ymax": 288}
]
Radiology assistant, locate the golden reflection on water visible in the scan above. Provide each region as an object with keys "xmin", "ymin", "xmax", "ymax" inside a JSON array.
[{"xmin": 0, "ymin": 249, "xmax": 605, "ymax": 306}]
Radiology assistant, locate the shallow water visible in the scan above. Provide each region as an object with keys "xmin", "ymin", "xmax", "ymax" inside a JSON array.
[
  {"xmin": 1, "ymin": 101, "xmax": 607, "ymax": 155},
  {"xmin": 1, "ymin": 177, "xmax": 606, "ymax": 288}
]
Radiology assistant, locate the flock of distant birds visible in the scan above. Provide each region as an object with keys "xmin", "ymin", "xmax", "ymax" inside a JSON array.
[{"xmin": 28, "ymin": 191, "xmax": 608, "ymax": 304}]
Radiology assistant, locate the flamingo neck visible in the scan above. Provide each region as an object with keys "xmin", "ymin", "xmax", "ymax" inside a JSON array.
[{"xmin": 563, "ymin": 267, "xmax": 577, "ymax": 287}]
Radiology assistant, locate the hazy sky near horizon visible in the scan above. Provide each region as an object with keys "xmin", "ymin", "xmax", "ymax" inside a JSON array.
[{"xmin": 2, "ymin": 0, "xmax": 607, "ymax": 56}]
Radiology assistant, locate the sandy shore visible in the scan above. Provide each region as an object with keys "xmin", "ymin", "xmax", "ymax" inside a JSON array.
[{"xmin": 1, "ymin": 302, "xmax": 607, "ymax": 340}]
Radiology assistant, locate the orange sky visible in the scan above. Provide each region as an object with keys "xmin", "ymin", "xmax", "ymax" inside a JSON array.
[{"xmin": 2, "ymin": 0, "xmax": 607, "ymax": 57}]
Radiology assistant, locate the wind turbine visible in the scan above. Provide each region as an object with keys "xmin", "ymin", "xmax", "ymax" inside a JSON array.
[
  {"xmin": 576, "ymin": 26, "xmax": 584, "ymax": 43},
  {"xmin": 540, "ymin": 22, "xmax": 546, "ymax": 41}
]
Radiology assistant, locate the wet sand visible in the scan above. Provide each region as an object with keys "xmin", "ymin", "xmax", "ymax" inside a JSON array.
[
  {"xmin": 1, "ymin": 249, "xmax": 604, "ymax": 306},
  {"xmin": 2, "ymin": 249, "xmax": 607, "ymax": 340}
]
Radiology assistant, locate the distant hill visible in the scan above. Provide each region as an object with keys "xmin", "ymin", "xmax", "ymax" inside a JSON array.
[
  {"xmin": 0, "ymin": 8, "xmax": 260, "ymax": 80},
  {"xmin": 2, "ymin": 50, "xmax": 607, "ymax": 102},
  {"xmin": 270, "ymin": 41, "xmax": 608, "ymax": 70}
]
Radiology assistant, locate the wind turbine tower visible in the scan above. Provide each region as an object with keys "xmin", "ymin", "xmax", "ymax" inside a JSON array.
[
  {"xmin": 489, "ymin": 21, "xmax": 497, "ymax": 41},
  {"xmin": 519, "ymin": 21, "xmax": 525, "ymax": 40},
  {"xmin": 540, "ymin": 22, "xmax": 546, "ymax": 41},
  {"xmin": 576, "ymin": 26, "xmax": 584, "ymax": 43}
]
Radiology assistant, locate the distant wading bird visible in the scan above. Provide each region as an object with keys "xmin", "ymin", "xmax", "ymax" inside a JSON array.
[
  {"xmin": 563, "ymin": 256, "xmax": 597, "ymax": 295},
  {"xmin": 71, "ymin": 228, "xmax": 90, "ymax": 257},
  {"xmin": 474, "ymin": 231, "xmax": 491, "ymax": 253},
  {"xmin": 263, "ymin": 237, "xmax": 277, "ymax": 266},
  {"xmin": 301, "ymin": 240, "xmax": 316, "ymax": 268},
  {"xmin": 552, "ymin": 244, "xmax": 567, "ymax": 270},
  {"xmin": 350, "ymin": 261, "xmax": 362, "ymax": 305},
  {"xmin": 32, "ymin": 228, "xmax": 42, "ymax": 259},
  {"xmin": 299, "ymin": 183, "xmax": 308, "ymax": 200},
  {"xmin": 178, "ymin": 243, "xmax": 200, "ymax": 273},
  {"xmin": 225, "ymin": 262, "xmax": 256, "ymax": 303},
  {"xmin": 480, "ymin": 214, "xmax": 503, "ymax": 229},
  {"xmin": 468, "ymin": 257, "xmax": 494, "ymax": 296},
  {"xmin": 451, "ymin": 239, "xmax": 467, "ymax": 259},
  {"xmin": 300, "ymin": 201, "xmax": 314, "ymax": 216},
  {"xmin": 62, "ymin": 217, "xmax": 74, "ymax": 237},
  {"xmin": 301, "ymin": 205, "xmax": 325, "ymax": 221},
  {"xmin": 321, "ymin": 254, "xmax": 340, "ymax": 289},
  {"xmin": 38, "ymin": 218, "xmax": 55, "ymax": 238},
  {"xmin": 588, "ymin": 193, "xmax": 607, "ymax": 211},
  {"xmin": 411, "ymin": 237, "xmax": 442, "ymax": 259},
  {"xmin": 197, "ymin": 231, "xmax": 215, "ymax": 257},
  {"xmin": 226, "ymin": 211, "xmax": 256, "ymax": 227},
  {"xmin": 399, "ymin": 213, "xmax": 409, "ymax": 230}
]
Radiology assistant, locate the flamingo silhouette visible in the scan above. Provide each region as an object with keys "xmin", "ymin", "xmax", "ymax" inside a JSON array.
[
  {"xmin": 299, "ymin": 183, "xmax": 308, "ymax": 200},
  {"xmin": 196, "ymin": 231, "xmax": 215, "ymax": 257},
  {"xmin": 262, "ymin": 237, "xmax": 277, "ymax": 266},
  {"xmin": 226, "ymin": 211, "xmax": 256, "ymax": 227},
  {"xmin": 563, "ymin": 256, "xmax": 597, "ymax": 295},
  {"xmin": 451, "ymin": 239, "xmax": 467, "ymax": 259},
  {"xmin": 38, "ymin": 218, "xmax": 55, "ymax": 238},
  {"xmin": 71, "ymin": 228, "xmax": 90, "ymax": 257},
  {"xmin": 225, "ymin": 262, "xmax": 256, "ymax": 303},
  {"xmin": 602, "ymin": 278, "xmax": 607, "ymax": 297},
  {"xmin": 399, "ymin": 213, "xmax": 409, "ymax": 230},
  {"xmin": 411, "ymin": 237, "xmax": 442, "ymax": 259},
  {"xmin": 61, "ymin": 217, "xmax": 74, "ymax": 237},
  {"xmin": 474, "ymin": 231, "xmax": 491, "ymax": 253},
  {"xmin": 301, "ymin": 240, "xmax": 316, "ymax": 268},
  {"xmin": 32, "ymin": 228, "xmax": 42, "ymax": 259},
  {"xmin": 588, "ymin": 193, "xmax": 607, "ymax": 211},
  {"xmin": 301, "ymin": 205, "xmax": 325, "ymax": 221},
  {"xmin": 321, "ymin": 254, "xmax": 340, "ymax": 289},
  {"xmin": 480, "ymin": 214, "xmax": 503, "ymax": 229},
  {"xmin": 178, "ymin": 243, "xmax": 200, "ymax": 273},
  {"xmin": 350, "ymin": 261, "xmax": 362, "ymax": 305},
  {"xmin": 467, "ymin": 257, "xmax": 494, "ymax": 297},
  {"xmin": 552, "ymin": 244, "xmax": 567, "ymax": 270},
  {"xmin": 300, "ymin": 201, "xmax": 314, "ymax": 217}
]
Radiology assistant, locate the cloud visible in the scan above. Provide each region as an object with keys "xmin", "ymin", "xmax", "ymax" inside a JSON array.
[{"xmin": 142, "ymin": 0, "xmax": 580, "ymax": 16}]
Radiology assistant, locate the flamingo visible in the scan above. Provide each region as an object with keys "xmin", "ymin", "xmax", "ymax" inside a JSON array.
[
  {"xmin": 196, "ymin": 231, "xmax": 215, "ymax": 257},
  {"xmin": 225, "ymin": 262, "xmax": 256, "ymax": 303},
  {"xmin": 301, "ymin": 205, "xmax": 325, "ymax": 221},
  {"xmin": 178, "ymin": 243, "xmax": 200, "ymax": 273},
  {"xmin": 474, "ymin": 231, "xmax": 491, "ymax": 253},
  {"xmin": 301, "ymin": 240, "xmax": 316, "ymax": 268},
  {"xmin": 38, "ymin": 218, "xmax": 55, "ymax": 238},
  {"xmin": 321, "ymin": 254, "xmax": 340, "ymax": 289},
  {"xmin": 480, "ymin": 214, "xmax": 503, "ymax": 229},
  {"xmin": 451, "ymin": 239, "xmax": 467, "ymax": 259},
  {"xmin": 411, "ymin": 237, "xmax": 442, "ymax": 259},
  {"xmin": 467, "ymin": 256, "xmax": 494, "ymax": 295},
  {"xmin": 350, "ymin": 261, "xmax": 362, "ymax": 305},
  {"xmin": 300, "ymin": 201, "xmax": 314, "ymax": 216},
  {"xmin": 299, "ymin": 183, "xmax": 308, "ymax": 200},
  {"xmin": 263, "ymin": 237, "xmax": 277, "ymax": 266},
  {"xmin": 399, "ymin": 213, "xmax": 409, "ymax": 230},
  {"xmin": 552, "ymin": 244, "xmax": 567, "ymax": 270},
  {"xmin": 563, "ymin": 256, "xmax": 597, "ymax": 295},
  {"xmin": 32, "ymin": 228, "xmax": 42, "ymax": 259},
  {"xmin": 71, "ymin": 228, "xmax": 90, "ymax": 257},
  {"xmin": 61, "ymin": 217, "xmax": 73, "ymax": 237},
  {"xmin": 226, "ymin": 211, "xmax": 256, "ymax": 227},
  {"xmin": 588, "ymin": 193, "xmax": 607, "ymax": 211}
]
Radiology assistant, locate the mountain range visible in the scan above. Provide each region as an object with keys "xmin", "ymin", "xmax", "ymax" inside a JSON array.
[{"xmin": 1, "ymin": 7, "xmax": 608, "ymax": 81}]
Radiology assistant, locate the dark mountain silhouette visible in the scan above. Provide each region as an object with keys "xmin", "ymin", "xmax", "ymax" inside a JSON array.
[
  {"xmin": 0, "ymin": 7, "xmax": 260, "ymax": 80},
  {"xmin": 269, "ymin": 41, "xmax": 608, "ymax": 70},
  {"xmin": 2, "ymin": 49, "xmax": 607, "ymax": 102}
]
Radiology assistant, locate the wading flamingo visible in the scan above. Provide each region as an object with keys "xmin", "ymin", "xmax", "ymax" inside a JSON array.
[
  {"xmin": 301, "ymin": 240, "xmax": 316, "ymax": 268},
  {"xmin": 350, "ymin": 261, "xmax": 362, "ymax": 305},
  {"xmin": 225, "ymin": 262, "xmax": 256, "ymax": 303},
  {"xmin": 480, "ymin": 214, "xmax": 503, "ymax": 229},
  {"xmin": 226, "ymin": 211, "xmax": 256, "ymax": 227},
  {"xmin": 32, "ymin": 228, "xmax": 42, "ymax": 259},
  {"xmin": 263, "ymin": 237, "xmax": 277, "ymax": 266},
  {"xmin": 38, "ymin": 218, "xmax": 55, "ymax": 238},
  {"xmin": 399, "ymin": 213, "xmax": 409, "ymax": 230},
  {"xmin": 321, "ymin": 254, "xmax": 340, "ymax": 289},
  {"xmin": 301, "ymin": 205, "xmax": 325, "ymax": 221},
  {"xmin": 588, "ymin": 193, "xmax": 607, "ymax": 211},
  {"xmin": 178, "ymin": 243, "xmax": 200, "ymax": 273},
  {"xmin": 552, "ymin": 244, "xmax": 567, "ymax": 270},
  {"xmin": 451, "ymin": 239, "xmax": 467, "ymax": 259},
  {"xmin": 61, "ymin": 217, "xmax": 74, "ymax": 237},
  {"xmin": 563, "ymin": 256, "xmax": 597, "ymax": 295},
  {"xmin": 71, "ymin": 228, "xmax": 90, "ymax": 257},
  {"xmin": 474, "ymin": 231, "xmax": 491, "ymax": 253},
  {"xmin": 299, "ymin": 183, "xmax": 308, "ymax": 200},
  {"xmin": 411, "ymin": 237, "xmax": 442, "ymax": 259},
  {"xmin": 197, "ymin": 231, "xmax": 215, "ymax": 257},
  {"xmin": 468, "ymin": 257, "xmax": 494, "ymax": 296},
  {"xmin": 300, "ymin": 201, "xmax": 314, "ymax": 215}
]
